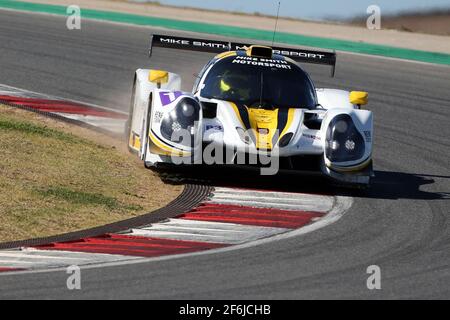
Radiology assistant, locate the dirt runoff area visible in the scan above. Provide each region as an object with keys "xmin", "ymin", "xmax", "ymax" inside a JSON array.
[
  {"xmin": 23, "ymin": 0, "xmax": 450, "ymax": 54},
  {"xmin": 0, "ymin": 105, "xmax": 182, "ymax": 243}
]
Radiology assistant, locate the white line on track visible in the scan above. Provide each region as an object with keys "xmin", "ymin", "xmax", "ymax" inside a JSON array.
[
  {"xmin": 53, "ymin": 112, "xmax": 126, "ymax": 133},
  {"xmin": 0, "ymin": 83, "xmax": 128, "ymax": 115},
  {"xmin": 210, "ymin": 188, "xmax": 335, "ymax": 211},
  {"xmin": 211, "ymin": 192, "xmax": 330, "ymax": 202},
  {"xmin": 208, "ymin": 198, "xmax": 333, "ymax": 212},
  {"xmin": 0, "ymin": 84, "xmax": 128, "ymax": 134},
  {"xmin": 129, "ymin": 219, "xmax": 289, "ymax": 244},
  {"xmin": 0, "ymin": 248, "xmax": 139, "ymax": 270}
]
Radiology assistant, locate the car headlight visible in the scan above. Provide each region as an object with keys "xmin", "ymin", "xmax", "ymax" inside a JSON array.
[
  {"xmin": 325, "ymin": 114, "xmax": 365, "ymax": 162},
  {"xmin": 160, "ymin": 97, "xmax": 200, "ymax": 147}
]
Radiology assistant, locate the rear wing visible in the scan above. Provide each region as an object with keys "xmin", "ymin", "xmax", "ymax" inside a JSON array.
[{"xmin": 149, "ymin": 34, "xmax": 337, "ymax": 77}]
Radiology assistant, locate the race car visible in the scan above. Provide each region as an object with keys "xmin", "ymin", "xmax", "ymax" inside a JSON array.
[{"xmin": 127, "ymin": 34, "xmax": 374, "ymax": 185}]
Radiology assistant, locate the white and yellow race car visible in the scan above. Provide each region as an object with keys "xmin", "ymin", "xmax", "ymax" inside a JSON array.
[{"xmin": 127, "ymin": 34, "xmax": 374, "ymax": 185}]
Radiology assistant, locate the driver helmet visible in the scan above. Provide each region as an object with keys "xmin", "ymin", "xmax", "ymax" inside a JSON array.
[{"xmin": 219, "ymin": 71, "xmax": 251, "ymax": 100}]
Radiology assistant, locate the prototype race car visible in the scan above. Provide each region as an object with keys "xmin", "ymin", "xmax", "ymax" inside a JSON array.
[{"xmin": 127, "ymin": 34, "xmax": 374, "ymax": 185}]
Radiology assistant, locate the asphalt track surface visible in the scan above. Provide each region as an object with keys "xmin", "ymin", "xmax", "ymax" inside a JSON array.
[{"xmin": 0, "ymin": 10, "xmax": 449, "ymax": 299}]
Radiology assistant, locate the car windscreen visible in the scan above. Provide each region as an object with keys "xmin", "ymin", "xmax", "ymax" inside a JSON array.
[{"xmin": 200, "ymin": 55, "xmax": 316, "ymax": 109}]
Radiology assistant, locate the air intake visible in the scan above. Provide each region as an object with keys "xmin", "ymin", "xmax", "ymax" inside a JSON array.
[{"xmin": 247, "ymin": 45, "xmax": 273, "ymax": 58}]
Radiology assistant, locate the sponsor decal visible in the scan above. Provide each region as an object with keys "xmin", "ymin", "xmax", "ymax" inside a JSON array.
[
  {"xmin": 159, "ymin": 91, "xmax": 183, "ymax": 106},
  {"xmin": 272, "ymin": 49, "xmax": 325, "ymax": 60},
  {"xmin": 205, "ymin": 124, "xmax": 223, "ymax": 132},
  {"xmin": 154, "ymin": 35, "xmax": 333, "ymax": 64},
  {"xmin": 160, "ymin": 37, "xmax": 229, "ymax": 50},
  {"xmin": 231, "ymin": 56, "xmax": 292, "ymax": 69},
  {"xmin": 364, "ymin": 130, "xmax": 372, "ymax": 142},
  {"xmin": 153, "ymin": 111, "xmax": 164, "ymax": 123},
  {"xmin": 302, "ymin": 133, "xmax": 321, "ymax": 141}
]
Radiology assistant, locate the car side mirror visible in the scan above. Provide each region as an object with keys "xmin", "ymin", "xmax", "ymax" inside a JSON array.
[
  {"xmin": 149, "ymin": 70, "xmax": 169, "ymax": 84},
  {"xmin": 349, "ymin": 91, "xmax": 368, "ymax": 106}
]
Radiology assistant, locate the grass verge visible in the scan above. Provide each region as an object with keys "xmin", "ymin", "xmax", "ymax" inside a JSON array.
[{"xmin": 0, "ymin": 105, "xmax": 182, "ymax": 242}]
